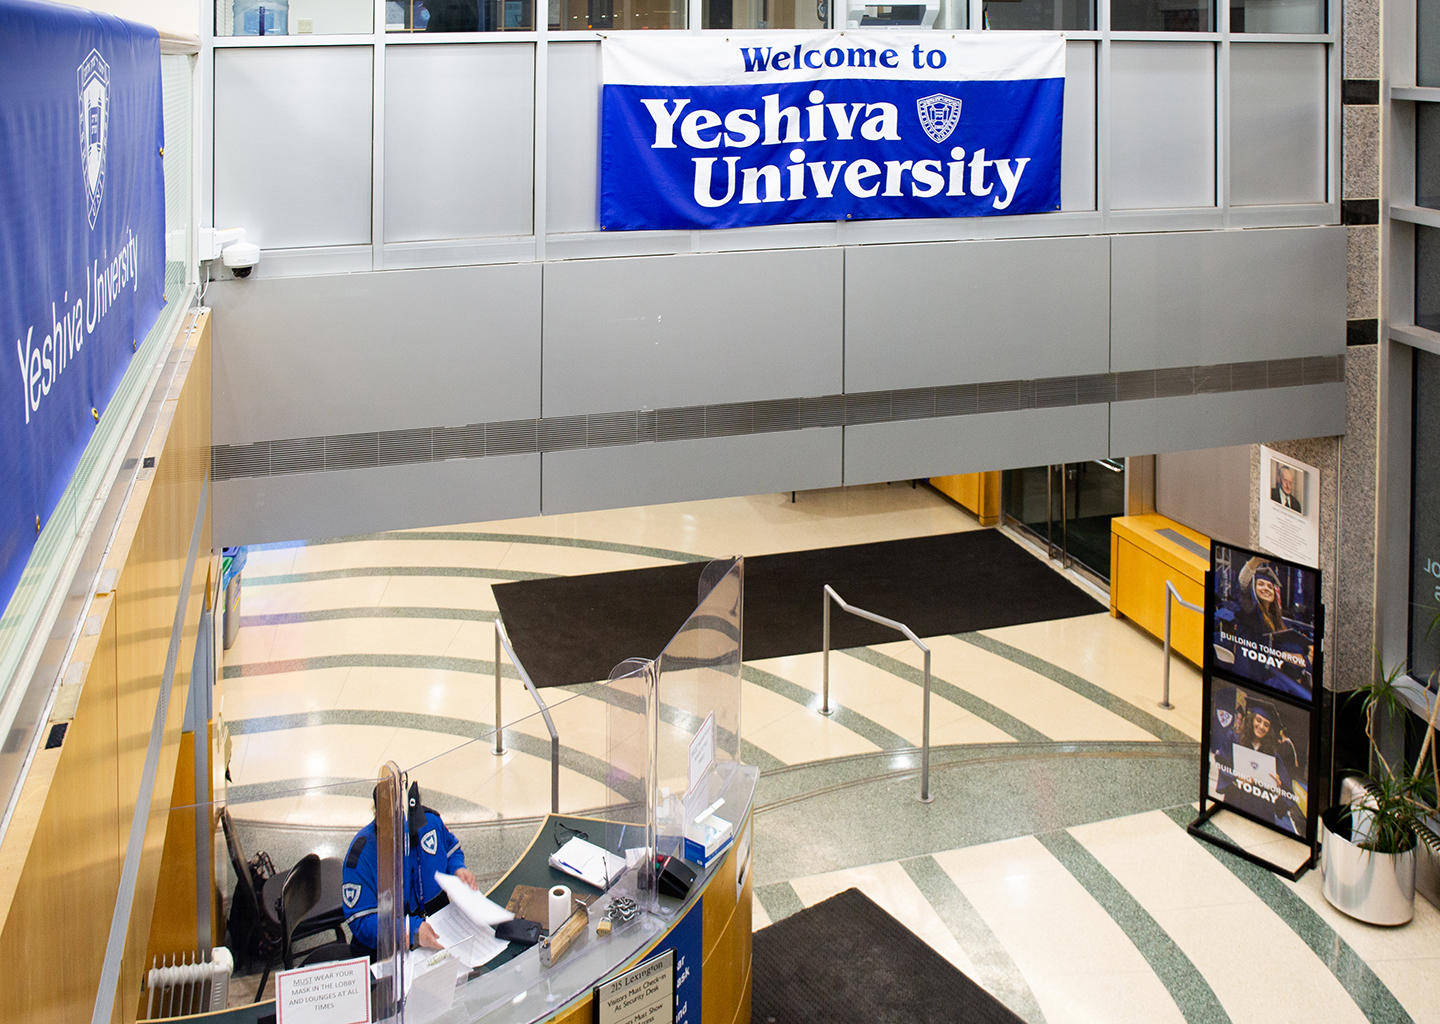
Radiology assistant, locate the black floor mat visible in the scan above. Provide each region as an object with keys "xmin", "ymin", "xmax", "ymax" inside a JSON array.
[
  {"xmin": 492, "ymin": 529, "xmax": 1102, "ymax": 688},
  {"xmin": 751, "ymin": 888, "xmax": 1024, "ymax": 1024}
]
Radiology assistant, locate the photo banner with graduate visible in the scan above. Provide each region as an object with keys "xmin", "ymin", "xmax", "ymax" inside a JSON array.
[
  {"xmin": 600, "ymin": 31, "xmax": 1064, "ymax": 231},
  {"xmin": 0, "ymin": 0, "xmax": 166, "ymax": 616}
]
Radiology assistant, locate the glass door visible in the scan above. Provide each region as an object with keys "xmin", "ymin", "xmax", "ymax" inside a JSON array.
[{"xmin": 1001, "ymin": 460, "xmax": 1126, "ymax": 581}]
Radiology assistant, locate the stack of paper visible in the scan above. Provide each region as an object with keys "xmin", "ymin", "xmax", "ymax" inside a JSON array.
[
  {"xmin": 548, "ymin": 836, "xmax": 627, "ymax": 890},
  {"xmin": 426, "ymin": 872, "xmax": 514, "ymax": 969}
]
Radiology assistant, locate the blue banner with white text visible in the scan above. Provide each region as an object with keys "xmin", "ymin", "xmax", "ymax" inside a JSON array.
[
  {"xmin": 601, "ymin": 32, "xmax": 1064, "ymax": 231},
  {"xmin": 0, "ymin": 0, "xmax": 165, "ymax": 616}
]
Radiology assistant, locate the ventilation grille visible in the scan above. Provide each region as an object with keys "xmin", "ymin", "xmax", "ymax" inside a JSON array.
[{"xmin": 212, "ymin": 355, "xmax": 1346, "ymax": 481}]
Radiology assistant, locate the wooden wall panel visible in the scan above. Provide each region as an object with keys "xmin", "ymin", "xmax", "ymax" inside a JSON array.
[
  {"xmin": 119, "ymin": 315, "xmax": 213, "ymax": 1023},
  {"xmin": 0, "ymin": 601, "xmax": 121, "ymax": 1024}
]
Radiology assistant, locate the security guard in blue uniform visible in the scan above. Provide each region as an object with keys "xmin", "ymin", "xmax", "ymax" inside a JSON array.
[{"xmin": 342, "ymin": 783, "xmax": 477, "ymax": 956}]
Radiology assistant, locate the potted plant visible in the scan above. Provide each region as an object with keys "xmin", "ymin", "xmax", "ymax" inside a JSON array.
[{"xmin": 1320, "ymin": 638, "xmax": 1440, "ymax": 925}]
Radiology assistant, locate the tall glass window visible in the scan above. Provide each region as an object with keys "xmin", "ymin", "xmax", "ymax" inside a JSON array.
[
  {"xmin": 1422, "ymin": 0, "xmax": 1440, "ymax": 86},
  {"xmin": 1229, "ymin": 0, "xmax": 1322, "ymax": 32},
  {"xmin": 1418, "ymin": 105, "xmax": 1440, "ymax": 209},
  {"xmin": 705, "ymin": 0, "xmax": 966, "ymax": 29},
  {"xmin": 983, "ymin": 0, "xmax": 1091, "ymax": 30},
  {"xmin": 217, "ymin": 0, "xmax": 373, "ymax": 34},
  {"xmin": 1111, "ymin": 0, "xmax": 1211, "ymax": 31},
  {"xmin": 1410, "ymin": 348, "xmax": 1440, "ymax": 688},
  {"xmin": 1417, "ymin": 225, "xmax": 1440, "ymax": 331}
]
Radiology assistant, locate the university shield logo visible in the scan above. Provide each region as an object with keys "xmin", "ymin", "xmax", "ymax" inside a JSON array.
[
  {"xmin": 342, "ymin": 883, "xmax": 362, "ymax": 908},
  {"xmin": 77, "ymin": 49, "xmax": 110, "ymax": 229},
  {"xmin": 421, "ymin": 828, "xmax": 438, "ymax": 855},
  {"xmin": 916, "ymin": 93, "xmax": 962, "ymax": 144}
]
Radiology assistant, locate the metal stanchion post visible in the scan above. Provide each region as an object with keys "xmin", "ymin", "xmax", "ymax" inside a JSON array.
[
  {"xmin": 821, "ymin": 590, "xmax": 832, "ymax": 716},
  {"xmin": 493, "ymin": 622, "xmax": 505, "ymax": 755}
]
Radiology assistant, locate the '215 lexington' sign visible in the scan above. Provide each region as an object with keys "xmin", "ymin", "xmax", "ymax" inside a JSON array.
[{"xmin": 600, "ymin": 31, "xmax": 1065, "ymax": 231}]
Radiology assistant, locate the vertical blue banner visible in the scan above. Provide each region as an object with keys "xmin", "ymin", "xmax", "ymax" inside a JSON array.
[
  {"xmin": 601, "ymin": 31, "xmax": 1064, "ymax": 231},
  {"xmin": 0, "ymin": 0, "xmax": 166, "ymax": 615}
]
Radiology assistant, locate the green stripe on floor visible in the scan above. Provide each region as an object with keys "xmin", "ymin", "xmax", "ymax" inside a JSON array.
[
  {"xmin": 742, "ymin": 663, "xmax": 913, "ymax": 753},
  {"xmin": 900, "ymin": 854, "xmax": 1048, "ymax": 1024},
  {"xmin": 842, "ymin": 646, "xmax": 1049, "ymax": 743},
  {"xmin": 754, "ymin": 881, "xmax": 805, "ymax": 926},
  {"xmin": 1039, "ymin": 829, "xmax": 1230, "ymax": 1024},
  {"xmin": 960, "ymin": 632, "xmax": 1192, "ymax": 743},
  {"xmin": 252, "ymin": 530, "xmax": 709, "ymax": 564},
  {"xmin": 241, "ymin": 606, "xmax": 499, "ymax": 627},
  {"xmin": 1165, "ymin": 807, "xmax": 1412, "ymax": 1024},
  {"xmin": 244, "ymin": 565, "xmax": 548, "ymax": 587}
]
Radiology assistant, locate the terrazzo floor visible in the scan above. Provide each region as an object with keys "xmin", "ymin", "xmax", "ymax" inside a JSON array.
[{"xmin": 217, "ymin": 483, "xmax": 1440, "ymax": 1022}]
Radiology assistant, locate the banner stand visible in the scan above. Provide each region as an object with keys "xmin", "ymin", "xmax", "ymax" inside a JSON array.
[
  {"xmin": 1186, "ymin": 805, "xmax": 1318, "ymax": 882},
  {"xmin": 1189, "ymin": 542, "xmax": 1326, "ymax": 882}
]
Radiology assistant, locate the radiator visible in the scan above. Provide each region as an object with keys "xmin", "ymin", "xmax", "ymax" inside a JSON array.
[{"xmin": 144, "ymin": 947, "xmax": 232, "ymax": 1019}]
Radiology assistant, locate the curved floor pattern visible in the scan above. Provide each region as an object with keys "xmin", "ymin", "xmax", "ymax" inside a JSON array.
[{"xmin": 220, "ymin": 485, "xmax": 1438, "ymax": 1023}]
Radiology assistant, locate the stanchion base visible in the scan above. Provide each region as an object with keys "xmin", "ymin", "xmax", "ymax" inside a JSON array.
[
  {"xmin": 819, "ymin": 708, "xmax": 833, "ymax": 717},
  {"xmin": 1157, "ymin": 701, "xmax": 1174, "ymax": 710},
  {"xmin": 917, "ymin": 794, "xmax": 934, "ymax": 804}
]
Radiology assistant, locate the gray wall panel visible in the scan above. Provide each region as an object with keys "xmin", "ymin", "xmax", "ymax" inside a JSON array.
[
  {"xmin": 1229, "ymin": 44, "xmax": 1327, "ymax": 207},
  {"xmin": 547, "ymin": 42, "xmax": 601, "ymax": 235},
  {"xmin": 843, "ymin": 406, "xmax": 1111, "ymax": 484},
  {"xmin": 845, "ymin": 237, "xmax": 1110, "ymax": 392},
  {"xmin": 1110, "ymin": 43, "xmax": 1215, "ymax": 210},
  {"xmin": 541, "ymin": 430, "xmax": 842, "ymax": 515},
  {"xmin": 214, "ymin": 48, "xmax": 373, "ymax": 250},
  {"xmin": 385, "ymin": 44, "xmax": 535, "ymax": 242},
  {"xmin": 1062, "ymin": 42, "xmax": 1098, "ymax": 213},
  {"xmin": 210, "ymin": 264, "xmax": 541, "ymax": 443},
  {"xmin": 1110, "ymin": 227, "xmax": 1345, "ymax": 371},
  {"xmin": 542, "ymin": 251, "xmax": 842, "ymax": 416},
  {"xmin": 1110, "ymin": 384, "xmax": 1346, "ymax": 457},
  {"xmin": 214, "ymin": 455, "xmax": 540, "ymax": 545},
  {"xmin": 1156, "ymin": 445, "xmax": 1253, "ymax": 547}
]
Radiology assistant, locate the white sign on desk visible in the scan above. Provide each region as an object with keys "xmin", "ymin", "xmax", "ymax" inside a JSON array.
[
  {"xmin": 597, "ymin": 948, "xmax": 674, "ymax": 1024},
  {"xmin": 687, "ymin": 710, "xmax": 717, "ymax": 799},
  {"xmin": 276, "ymin": 957, "xmax": 371, "ymax": 1024}
]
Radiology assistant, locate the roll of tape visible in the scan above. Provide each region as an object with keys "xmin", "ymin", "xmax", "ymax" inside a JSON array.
[{"xmin": 549, "ymin": 885, "xmax": 571, "ymax": 931}]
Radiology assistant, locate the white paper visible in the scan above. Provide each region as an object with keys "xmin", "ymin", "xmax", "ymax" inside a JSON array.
[
  {"xmin": 1257, "ymin": 445, "xmax": 1320, "ymax": 568},
  {"xmin": 426, "ymin": 905, "xmax": 509, "ymax": 969},
  {"xmin": 549, "ymin": 836, "xmax": 626, "ymax": 890},
  {"xmin": 434, "ymin": 872, "xmax": 514, "ymax": 928},
  {"xmin": 276, "ymin": 956, "xmax": 371, "ymax": 1024},
  {"xmin": 687, "ymin": 711, "xmax": 717, "ymax": 800}
]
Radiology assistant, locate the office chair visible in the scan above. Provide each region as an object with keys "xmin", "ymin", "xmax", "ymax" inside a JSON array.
[
  {"xmin": 259, "ymin": 851, "xmax": 346, "ymax": 950},
  {"xmin": 257, "ymin": 854, "xmax": 355, "ymax": 997},
  {"xmin": 220, "ymin": 809, "xmax": 348, "ymax": 994},
  {"xmin": 220, "ymin": 807, "xmax": 280, "ymax": 977}
]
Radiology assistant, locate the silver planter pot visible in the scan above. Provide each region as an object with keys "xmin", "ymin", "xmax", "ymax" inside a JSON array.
[{"xmin": 1320, "ymin": 808, "xmax": 1416, "ymax": 926}]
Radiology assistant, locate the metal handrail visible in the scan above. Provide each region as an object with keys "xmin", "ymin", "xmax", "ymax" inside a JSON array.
[
  {"xmin": 493, "ymin": 617, "xmax": 560, "ymax": 814},
  {"xmin": 822, "ymin": 585, "xmax": 934, "ymax": 803},
  {"xmin": 1161, "ymin": 580, "xmax": 1203, "ymax": 710}
]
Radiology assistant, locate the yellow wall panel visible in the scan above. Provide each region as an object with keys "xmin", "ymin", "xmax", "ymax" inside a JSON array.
[
  {"xmin": 0, "ymin": 603, "xmax": 121, "ymax": 1024},
  {"xmin": 930, "ymin": 472, "xmax": 1001, "ymax": 526},
  {"xmin": 1109, "ymin": 515, "xmax": 1209, "ymax": 667}
]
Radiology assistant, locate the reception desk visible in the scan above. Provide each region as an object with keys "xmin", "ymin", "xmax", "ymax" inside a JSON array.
[
  {"xmin": 448, "ymin": 767, "xmax": 757, "ymax": 1024},
  {"xmin": 1109, "ymin": 514, "xmax": 1210, "ymax": 666}
]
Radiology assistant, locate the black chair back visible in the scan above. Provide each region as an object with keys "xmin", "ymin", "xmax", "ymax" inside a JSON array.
[
  {"xmin": 220, "ymin": 808, "xmax": 259, "ymax": 919},
  {"xmin": 279, "ymin": 854, "xmax": 325, "ymax": 968}
]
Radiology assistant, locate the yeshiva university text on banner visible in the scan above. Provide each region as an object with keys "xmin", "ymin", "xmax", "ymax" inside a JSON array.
[
  {"xmin": 600, "ymin": 31, "xmax": 1065, "ymax": 231},
  {"xmin": 0, "ymin": 0, "xmax": 166, "ymax": 615}
]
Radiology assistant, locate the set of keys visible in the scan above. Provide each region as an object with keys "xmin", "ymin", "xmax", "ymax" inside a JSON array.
[{"xmin": 595, "ymin": 896, "xmax": 638, "ymax": 936}]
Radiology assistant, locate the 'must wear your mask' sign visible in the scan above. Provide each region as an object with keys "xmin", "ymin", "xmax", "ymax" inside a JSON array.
[{"xmin": 599, "ymin": 31, "xmax": 1065, "ymax": 231}]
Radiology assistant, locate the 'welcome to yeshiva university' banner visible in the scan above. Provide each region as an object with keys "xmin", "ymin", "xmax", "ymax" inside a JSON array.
[
  {"xmin": 0, "ymin": 0, "xmax": 166, "ymax": 616},
  {"xmin": 601, "ymin": 31, "xmax": 1064, "ymax": 231}
]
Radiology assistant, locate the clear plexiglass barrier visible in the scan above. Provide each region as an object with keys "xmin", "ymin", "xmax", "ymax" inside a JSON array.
[{"xmin": 140, "ymin": 557, "xmax": 752, "ymax": 1024}]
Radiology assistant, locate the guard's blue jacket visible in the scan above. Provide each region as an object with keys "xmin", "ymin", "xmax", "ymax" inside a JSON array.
[{"xmin": 342, "ymin": 808, "xmax": 466, "ymax": 953}]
